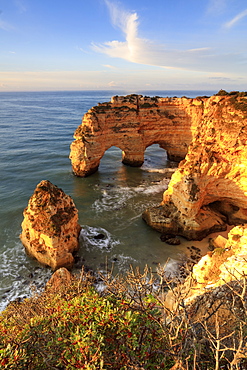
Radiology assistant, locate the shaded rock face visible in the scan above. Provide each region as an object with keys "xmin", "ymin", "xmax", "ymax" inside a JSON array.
[
  {"xmin": 70, "ymin": 94, "xmax": 205, "ymax": 177},
  {"xmin": 20, "ymin": 180, "xmax": 81, "ymax": 270},
  {"xmin": 143, "ymin": 93, "xmax": 247, "ymax": 240}
]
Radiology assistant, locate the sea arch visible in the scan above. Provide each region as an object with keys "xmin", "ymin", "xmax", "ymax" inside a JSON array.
[
  {"xmin": 143, "ymin": 143, "xmax": 170, "ymax": 169},
  {"xmin": 70, "ymin": 94, "xmax": 205, "ymax": 177}
]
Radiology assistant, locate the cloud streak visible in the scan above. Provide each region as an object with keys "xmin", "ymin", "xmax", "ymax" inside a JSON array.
[
  {"xmin": 0, "ymin": 19, "xmax": 14, "ymax": 31},
  {"xmin": 92, "ymin": 0, "xmax": 247, "ymax": 74},
  {"xmin": 206, "ymin": 0, "xmax": 227, "ymax": 15},
  {"xmin": 224, "ymin": 8, "xmax": 247, "ymax": 28}
]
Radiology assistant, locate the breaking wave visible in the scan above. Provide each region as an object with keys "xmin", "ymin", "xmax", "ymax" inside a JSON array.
[
  {"xmin": 79, "ymin": 225, "xmax": 120, "ymax": 252},
  {"xmin": 92, "ymin": 179, "xmax": 170, "ymax": 213}
]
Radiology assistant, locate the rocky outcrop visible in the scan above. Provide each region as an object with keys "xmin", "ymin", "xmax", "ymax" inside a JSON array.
[
  {"xmin": 46, "ymin": 267, "xmax": 73, "ymax": 291},
  {"xmin": 165, "ymin": 224, "xmax": 247, "ymax": 311},
  {"xmin": 192, "ymin": 225, "xmax": 247, "ymax": 289},
  {"xmin": 143, "ymin": 92, "xmax": 247, "ymax": 240},
  {"xmin": 70, "ymin": 94, "xmax": 205, "ymax": 177},
  {"xmin": 20, "ymin": 180, "xmax": 81, "ymax": 270}
]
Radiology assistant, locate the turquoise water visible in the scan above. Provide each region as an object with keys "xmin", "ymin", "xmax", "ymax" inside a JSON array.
[{"xmin": 0, "ymin": 90, "xmax": 216, "ymax": 310}]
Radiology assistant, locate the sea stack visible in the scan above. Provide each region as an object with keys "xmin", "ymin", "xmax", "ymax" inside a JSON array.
[{"xmin": 20, "ymin": 180, "xmax": 81, "ymax": 270}]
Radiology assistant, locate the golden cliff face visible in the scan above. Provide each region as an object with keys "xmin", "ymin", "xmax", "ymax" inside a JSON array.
[
  {"xmin": 20, "ymin": 180, "xmax": 81, "ymax": 270},
  {"xmin": 143, "ymin": 92, "xmax": 247, "ymax": 240},
  {"xmin": 70, "ymin": 94, "xmax": 205, "ymax": 177},
  {"xmin": 192, "ymin": 226, "xmax": 247, "ymax": 288}
]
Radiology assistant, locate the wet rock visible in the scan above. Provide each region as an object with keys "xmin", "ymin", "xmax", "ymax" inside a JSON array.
[
  {"xmin": 93, "ymin": 233, "xmax": 105, "ymax": 240},
  {"xmin": 160, "ymin": 233, "xmax": 176, "ymax": 242},
  {"xmin": 208, "ymin": 238, "xmax": 215, "ymax": 251},
  {"xmin": 73, "ymin": 255, "xmax": 85, "ymax": 269},
  {"xmin": 166, "ymin": 237, "xmax": 181, "ymax": 245}
]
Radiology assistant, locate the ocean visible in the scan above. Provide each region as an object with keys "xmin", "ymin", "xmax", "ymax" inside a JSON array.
[{"xmin": 0, "ymin": 89, "xmax": 216, "ymax": 311}]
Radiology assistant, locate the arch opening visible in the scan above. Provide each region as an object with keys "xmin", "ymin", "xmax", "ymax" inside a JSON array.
[
  {"xmin": 143, "ymin": 144, "xmax": 178, "ymax": 171},
  {"xmin": 98, "ymin": 146, "xmax": 123, "ymax": 174}
]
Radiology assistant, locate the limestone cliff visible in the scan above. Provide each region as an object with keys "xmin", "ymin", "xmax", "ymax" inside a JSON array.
[
  {"xmin": 192, "ymin": 225, "xmax": 247, "ymax": 289},
  {"xmin": 165, "ymin": 225, "xmax": 247, "ymax": 338},
  {"xmin": 70, "ymin": 94, "xmax": 205, "ymax": 177},
  {"xmin": 143, "ymin": 92, "xmax": 247, "ymax": 240},
  {"xmin": 20, "ymin": 180, "xmax": 81, "ymax": 270}
]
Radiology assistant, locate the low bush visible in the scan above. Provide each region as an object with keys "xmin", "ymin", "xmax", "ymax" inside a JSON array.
[
  {"xmin": 0, "ymin": 265, "xmax": 247, "ymax": 369},
  {"xmin": 0, "ymin": 269, "xmax": 171, "ymax": 369}
]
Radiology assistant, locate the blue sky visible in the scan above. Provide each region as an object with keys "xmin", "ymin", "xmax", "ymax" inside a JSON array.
[{"xmin": 0, "ymin": 0, "xmax": 247, "ymax": 91}]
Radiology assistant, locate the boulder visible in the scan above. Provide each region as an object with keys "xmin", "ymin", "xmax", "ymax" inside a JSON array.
[{"xmin": 46, "ymin": 267, "xmax": 73, "ymax": 291}]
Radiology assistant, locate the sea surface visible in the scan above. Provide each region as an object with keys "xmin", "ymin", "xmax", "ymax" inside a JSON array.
[{"xmin": 0, "ymin": 89, "xmax": 217, "ymax": 311}]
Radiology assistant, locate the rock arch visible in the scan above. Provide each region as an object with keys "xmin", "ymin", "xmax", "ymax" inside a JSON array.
[
  {"xmin": 143, "ymin": 93, "xmax": 247, "ymax": 240},
  {"xmin": 70, "ymin": 94, "xmax": 205, "ymax": 177},
  {"xmin": 143, "ymin": 143, "xmax": 169, "ymax": 168}
]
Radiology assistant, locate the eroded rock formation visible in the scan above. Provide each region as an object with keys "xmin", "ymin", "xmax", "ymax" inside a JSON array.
[
  {"xmin": 143, "ymin": 92, "xmax": 247, "ymax": 240},
  {"xmin": 165, "ymin": 225, "xmax": 247, "ymax": 309},
  {"xmin": 20, "ymin": 180, "xmax": 81, "ymax": 270},
  {"xmin": 163, "ymin": 225, "xmax": 247, "ymax": 347},
  {"xmin": 192, "ymin": 225, "xmax": 247, "ymax": 288},
  {"xmin": 70, "ymin": 94, "xmax": 205, "ymax": 177}
]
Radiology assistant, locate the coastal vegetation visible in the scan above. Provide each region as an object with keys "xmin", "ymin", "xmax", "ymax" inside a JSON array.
[
  {"xmin": 0, "ymin": 266, "xmax": 246, "ymax": 369},
  {"xmin": 215, "ymin": 90, "xmax": 247, "ymax": 113}
]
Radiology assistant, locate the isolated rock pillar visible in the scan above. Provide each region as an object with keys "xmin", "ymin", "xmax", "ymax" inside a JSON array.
[{"xmin": 20, "ymin": 180, "xmax": 81, "ymax": 270}]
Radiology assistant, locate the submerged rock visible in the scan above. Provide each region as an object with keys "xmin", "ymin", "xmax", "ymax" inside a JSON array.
[
  {"xmin": 160, "ymin": 233, "xmax": 181, "ymax": 245},
  {"xmin": 20, "ymin": 180, "xmax": 81, "ymax": 270}
]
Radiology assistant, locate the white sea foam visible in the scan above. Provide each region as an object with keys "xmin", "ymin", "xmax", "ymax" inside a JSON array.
[
  {"xmin": 162, "ymin": 258, "xmax": 183, "ymax": 279},
  {"xmin": 110, "ymin": 253, "xmax": 138, "ymax": 272},
  {"xmin": 92, "ymin": 179, "xmax": 169, "ymax": 213},
  {"xmin": 0, "ymin": 241, "xmax": 52, "ymax": 312},
  {"xmin": 133, "ymin": 179, "xmax": 170, "ymax": 194},
  {"xmin": 80, "ymin": 225, "xmax": 120, "ymax": 252}
]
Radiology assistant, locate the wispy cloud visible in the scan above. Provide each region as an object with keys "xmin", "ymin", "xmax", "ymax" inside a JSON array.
[
  {"xmin": 92, "ymin": 0, "xmax": 140, "ymax": 61},
  {"xmin": 92, "ymin": 0, "xmax": 247, "ymax": 74},
  {"xmin": 103, "ymin": 64, "xmax": 117, "ymax": 69},
  {"xmin": 76, "ymin": 46, "xmax": 90, "ymax": 54},
  {"xmin": 108, "ymin": 80, "xmax": 117, "ymax": 86},
  {"xmin": 206, "ymin": 0, "xmax": 227, "ymax": 15},
  {"xmin": 0, "ymin": 19, "xmax": 14, "ymax": 31},
  {"xmin": 15, "ymin": 0, "xmax": 27, "ymax": 13},
  {"xmin": 224, "ymin": 8, "xmax": 247, "ymax": 28}
]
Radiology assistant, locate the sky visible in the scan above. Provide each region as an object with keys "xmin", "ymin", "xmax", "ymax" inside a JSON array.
[{"xmin": 0, "ymin": 0, "xmax": 247, "ymax": 92}]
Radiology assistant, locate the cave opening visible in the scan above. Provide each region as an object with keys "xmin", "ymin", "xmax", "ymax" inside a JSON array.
[{"xmin": 208, "ymin": 199, "xmax": 247, "ymax": 226}]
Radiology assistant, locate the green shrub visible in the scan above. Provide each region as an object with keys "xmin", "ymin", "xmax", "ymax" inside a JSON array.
[
  {"xmin": 1, "ymin": 266, "xmax": 247, "ymax": 369},
  {"xmin": 0, "ymin": 281, "xmax": 170, "ymax": 369}
]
